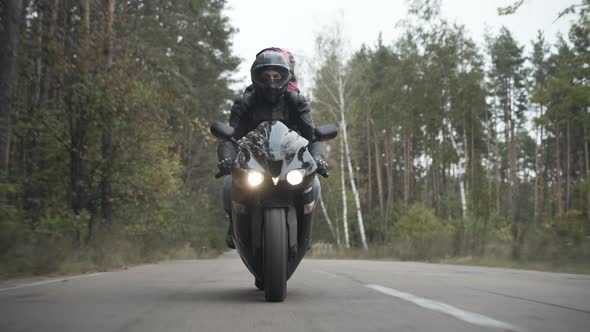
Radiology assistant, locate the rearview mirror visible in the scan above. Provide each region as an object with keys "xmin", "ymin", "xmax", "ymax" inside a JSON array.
[
  {"xmin": 315, "ymin": 124, "xmax": 338, "ymax": 142},
  {"xmin": 210, "ymin": 122, "xmax": 235, "ymax": 140}
]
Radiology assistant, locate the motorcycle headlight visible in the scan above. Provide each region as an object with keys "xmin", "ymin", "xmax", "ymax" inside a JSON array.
[
  {"xmin": 286, "ymin": 169, "xmax": 305, "ymax": 186},
  {"xmin": 247, "ymin": 170, "xmax": 264, "ymax": 187}
]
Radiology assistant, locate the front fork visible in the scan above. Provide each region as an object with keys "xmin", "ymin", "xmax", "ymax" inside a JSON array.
[{"xmin": 225, "ymin": 176, "xmax": 319, "ymax": 279}]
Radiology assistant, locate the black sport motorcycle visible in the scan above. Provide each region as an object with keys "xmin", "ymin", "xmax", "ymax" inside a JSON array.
[{"xmin": 211, "ymin": 120, "xmax": 337, "ymax": 302}]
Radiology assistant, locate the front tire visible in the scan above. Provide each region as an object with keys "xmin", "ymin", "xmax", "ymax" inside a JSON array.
[{"xmin": 263, "ymin": 208, "xmax": 288, "ymax": 302}]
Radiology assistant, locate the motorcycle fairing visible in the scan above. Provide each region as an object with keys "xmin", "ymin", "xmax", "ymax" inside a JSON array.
[
  {"xmin": 238, "ymin": 121, "xmax": 317, "ymax": 180},
  {"xmin": 230, "ymin": 121, "xmax": 317, "ymax": 281}
]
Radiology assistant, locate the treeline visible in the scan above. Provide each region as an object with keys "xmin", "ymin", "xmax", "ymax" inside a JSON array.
[
  {"xmin": 0, "ymin": 0, "xmax": 237, "ymax": 276},
  {"xmin": 2, "ymin": 0, "xmax": 589, "ymax": 277},
  {"xmin": 311, "ymin": 1, "xmax": 590, "ymax": 263}
]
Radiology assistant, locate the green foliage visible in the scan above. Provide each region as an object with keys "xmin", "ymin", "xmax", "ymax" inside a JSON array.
[
  {"xmin": 0, "ymin": 0, "xmax": 235, "ymax": 278},
  {"xmin": 2, "ymin": 0, "xmax": 590, "ymax": 278},
  {"xmin": 311, "ymin": 1, "xmax": 590, "ymax": 269},
  {"xmin": 389, "ymin": 204, "xmax": 453, "ymax": 260},
  {"xmin": 391, "ymin": 205, "xmax": 446, "ymax": 240},
  {"xmin": 0, "ymin": 203, "xmax": 28, "ymax": 254}
]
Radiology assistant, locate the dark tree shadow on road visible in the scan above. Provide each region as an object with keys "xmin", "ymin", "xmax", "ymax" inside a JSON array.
[
  {"xmin": 165, "ymin": 287, "xmax": 266, "ymax": 303},
  {"xmin": 163, "ymin": 286, "xmax": 313, "ymax": 304}
]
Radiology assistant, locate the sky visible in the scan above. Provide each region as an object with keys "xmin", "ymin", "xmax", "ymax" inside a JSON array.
[{"xmin": 225, "ymin": 0, "xmax": 579, "ymax": 90}]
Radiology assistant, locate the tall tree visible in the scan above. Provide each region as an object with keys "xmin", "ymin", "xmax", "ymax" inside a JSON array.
[
  {"xmin": 100, "ymin": 0, "xmax": 116, "ymax": 226},
  {"xmin": 488, "ymin": 27, "xmax": 527, "ymax": 223},
  {"xmin": 530, "ymin": 31, "xmax": 550, "ymax": 224},
  {"xmin": 569, "ymin": 5, "xmax": 590, "ymax": 221},
  {"xmin": 0, "ymin": 0, "xmax": 23, "ymax": 175},
  {"xmin": 313, "ymin": 23, "xmax": 368, "ymax": 250}
]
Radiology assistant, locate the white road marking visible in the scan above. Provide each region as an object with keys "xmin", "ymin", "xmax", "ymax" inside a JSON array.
[
  {"xmin": 0, "ymin": 272, "xmax": 105, "ymax": 292},
  {"xmin": 366, "ymin": 284, "xmax": 522, "ymax": 332},
  {"xmin": 313, "ymin": 270, "xmax": 344, "ymax": 278}
]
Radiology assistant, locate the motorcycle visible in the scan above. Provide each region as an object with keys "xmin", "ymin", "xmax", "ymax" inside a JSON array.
[{"xmin": 210, "ymin": 120, "xmax": 337, "ymax": 302}]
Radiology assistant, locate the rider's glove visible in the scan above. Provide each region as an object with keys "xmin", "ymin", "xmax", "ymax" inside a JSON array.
[
  {"xmin": 217, "ymin": 158, "xmax": 234, "ymax": 175},
  {"xmin": 315, "ymin": 156, "xmax": 329, "ymax": 178}
]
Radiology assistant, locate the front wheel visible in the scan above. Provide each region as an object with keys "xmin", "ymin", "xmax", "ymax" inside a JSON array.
[{"xmin": 263, "ymin": 208, "xmax": 288, "ymax": 302}]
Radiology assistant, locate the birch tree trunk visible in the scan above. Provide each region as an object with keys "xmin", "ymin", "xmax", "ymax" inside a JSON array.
[
  {"xmin": 339, "ymin": 133, "xmax": 350, "ymax": 248},
  {"xmin": 338, "ymin": 75, "xmax": 368, "ymax": 250},
  {"xmin": 534, "ymin": 104, "xmax": 544, "ymax": 223},
  {"xmin": 446, "ymin": 120, "xmax": 467, "ymax": 220},
  {"xmin": 319, "ymin": 196, "xmax": 340, "ymax": 246}
]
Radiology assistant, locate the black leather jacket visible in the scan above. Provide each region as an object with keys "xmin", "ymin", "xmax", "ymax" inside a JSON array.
[{"xmin": 217, "ymin": 89, "xmax": 322, "ymax": 161}]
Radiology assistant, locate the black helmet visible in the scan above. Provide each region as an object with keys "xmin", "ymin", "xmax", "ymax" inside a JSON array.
[{"xmin": 251, "ymin": 52, "xmax": 291, "ymax": 103}]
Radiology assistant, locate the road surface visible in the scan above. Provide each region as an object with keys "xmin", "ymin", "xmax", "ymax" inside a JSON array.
[{"xmin": 1, "ymin": 251, "xmax": 589, "ymax": 332}]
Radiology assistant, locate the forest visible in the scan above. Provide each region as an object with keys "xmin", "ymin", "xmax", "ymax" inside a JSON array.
[{"xmin": 1, "ymin": 0, "xmax": 589, "ymax": 277}]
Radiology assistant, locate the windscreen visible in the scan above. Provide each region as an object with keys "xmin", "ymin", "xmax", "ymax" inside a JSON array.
[{"xmin": 239, "ymin": 121, "xmax": 309, "ymax": 163}]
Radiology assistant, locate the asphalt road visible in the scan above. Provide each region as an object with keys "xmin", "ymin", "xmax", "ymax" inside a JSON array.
[{"xmin": 1, "ymin": 251, "xmax": 589, "ymax": 332}]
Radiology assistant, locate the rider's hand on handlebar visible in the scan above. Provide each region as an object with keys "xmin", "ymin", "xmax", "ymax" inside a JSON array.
[
  {"xmin": 315, "ymin": 157, "xmax": 329, "ymax": 178},
  {"xmin": 217, "ymin": 158, "xmax": 234, "ymax": 176}
]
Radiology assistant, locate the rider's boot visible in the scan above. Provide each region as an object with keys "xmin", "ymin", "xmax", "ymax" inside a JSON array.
[
  {"xmin": 255, "ymin": 278, "xmax": 263, "ymax": 291},
  {"xmin": 225, "ymin": 214, "xmax": 235, "ymax": 249}
]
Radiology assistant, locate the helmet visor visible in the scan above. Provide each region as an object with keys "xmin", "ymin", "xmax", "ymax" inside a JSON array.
[{"xmin": 252, "ymin": 66, "xmax": 290, "ymax": 89}]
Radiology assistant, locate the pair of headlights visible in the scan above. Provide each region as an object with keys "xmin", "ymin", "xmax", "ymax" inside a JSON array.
[{"xmin": 247, "ymin": 169, "xmax": 305, "ymax": 187}]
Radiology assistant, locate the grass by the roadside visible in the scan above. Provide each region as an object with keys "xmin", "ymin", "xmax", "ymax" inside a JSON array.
[
  {"xmin": 308, "ymin": 242, "xmax": 590, "ymax": 275},
  {"xmin": 0, "ymin": 242, "xmax": 222, "ymax": 282},
  {"xmin": 438, "ymin": 256, "xmax": 590, "ymax": 274},
  {"xmin": 57, "ymin": 243, "xmax": 222, "ymax": 274}
]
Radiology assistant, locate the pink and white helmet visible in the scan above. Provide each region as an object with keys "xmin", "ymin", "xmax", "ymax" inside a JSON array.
[{"xmin": 255, "ymin": 47, "xmax": 298, "ymax": 91}]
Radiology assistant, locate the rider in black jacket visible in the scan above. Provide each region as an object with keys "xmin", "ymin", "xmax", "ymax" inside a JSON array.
[{"xmin": 218, "ymin": 50, "xmax": 328, "ymax": 248}]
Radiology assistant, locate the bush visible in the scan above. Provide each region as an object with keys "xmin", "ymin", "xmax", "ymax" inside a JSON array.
[
  {"xmin": 520, "ymin": 212, "xmax": 590, "ymax": 263},
  {"xmin": 0, "ymin": 189, "xmax": 224, "ymax": 279},
  {"xmin": 389, "ymin": 204, "xmax": 454, "ymax": 260}
]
